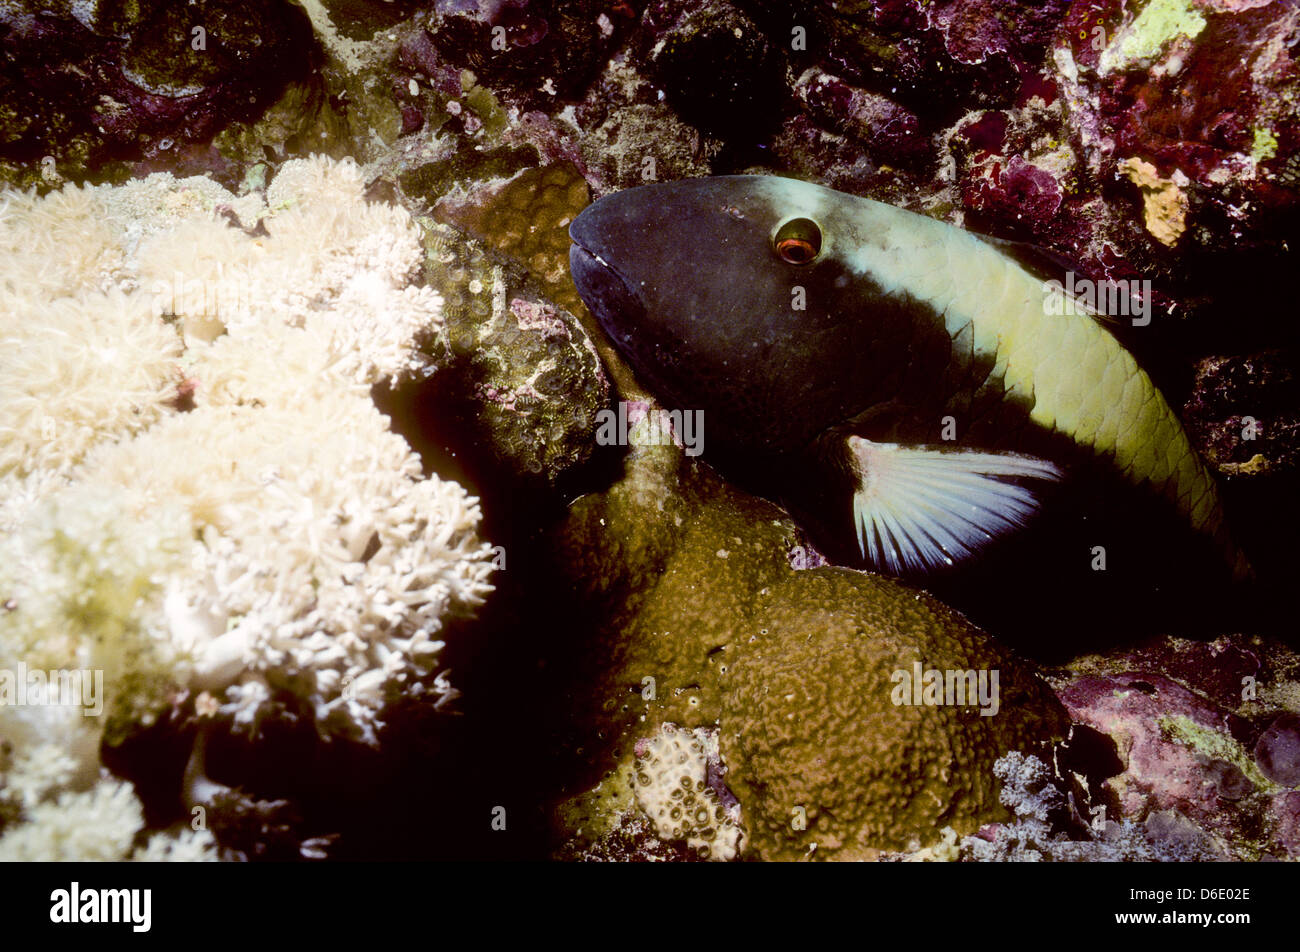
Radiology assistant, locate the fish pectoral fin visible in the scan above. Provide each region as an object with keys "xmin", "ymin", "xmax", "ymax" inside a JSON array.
[{"xmin": 848, "ymin": 437, "xmax": 1063, "ymax": 574}]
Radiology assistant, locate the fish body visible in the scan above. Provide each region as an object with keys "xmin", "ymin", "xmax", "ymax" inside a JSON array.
[{"xmin": 569, "ymin": 175, "xmax": 1243, "ymax": 581}]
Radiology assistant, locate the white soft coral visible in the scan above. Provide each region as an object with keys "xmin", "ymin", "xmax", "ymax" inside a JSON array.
[
  {"xmin": 80, "ymin": 392, "xmax": 494, "ymax": 740},
  {"xmin": 0, "ymin": 289, "xmax": 183, "ymax": 479},
  {"xmin": 0, "ymin": 745, "xmax": 217, "ymax": 862},
  {"xmin": 0, "ymin": 155, "xmax": 495, "ymax": 763}
]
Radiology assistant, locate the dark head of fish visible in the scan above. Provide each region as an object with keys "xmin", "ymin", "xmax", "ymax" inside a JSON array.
[{"xmin": 569, "ymin": 176, "xmax": 920, "ymax": 461}]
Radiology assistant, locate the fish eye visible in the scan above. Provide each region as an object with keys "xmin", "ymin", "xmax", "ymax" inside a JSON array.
[{"xmin": 773, "ymin": 217, "xmax": 822, "ymax": 265}]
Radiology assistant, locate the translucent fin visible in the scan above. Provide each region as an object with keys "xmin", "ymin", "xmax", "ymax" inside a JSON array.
[{"xmin": 848, "ymin": 436, "xmax": 1063, "ymax": 574}]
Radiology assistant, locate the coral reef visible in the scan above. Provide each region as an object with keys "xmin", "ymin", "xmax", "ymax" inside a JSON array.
[
  {"xmin": 0, "ymin": 0, "xmax": 319, "ymax": 189},
  {"xmin": 397, "ymin": 215, "xmax": 611, "ymax": 491},
  {"xmin": 412, "ymin": 0, "xmax": 625, "ymax": 107},
  {"xmin": 0, "ymin": 156, "xmax": 496, "ymax": 854},
  {"xmin": 3, "ymin": 0, "xmax": 1298, "ymax": 864},
  {"xmin": 551, "ymin": 435, "xmax": 1067, "ymax": 860},
  {"xmin": 919, "ymin": 751, "xmax": 1227, "ymax": 862}
]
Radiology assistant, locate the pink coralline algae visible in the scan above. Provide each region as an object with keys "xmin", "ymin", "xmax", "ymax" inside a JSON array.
[
  {"xmin": 793, "ymin": 68, "xmax": 928, "ymax": 168},
  {"xmin": 961, "ymin": 154, "xmax": 1065, "ymax": 230},
  {"xmin": 727, "ymin": 0, "xmax": 1297, "ymax": 338},
  {"xmin": 1053, "ymin": 650, "xmax": 1300, "ymax": 860},
  {"xmin": 982, "ymin": 0, "xmax": 1298, "ymax": 285},
  {"xmin": 1055, "ymin": 673, "xmax": 1247, "ymax": 820}
]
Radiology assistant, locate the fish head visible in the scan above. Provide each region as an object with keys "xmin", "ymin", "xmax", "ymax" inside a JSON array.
[{"xmin": 569, "ymin": 175, "xmax": 891, "ymax": 455}]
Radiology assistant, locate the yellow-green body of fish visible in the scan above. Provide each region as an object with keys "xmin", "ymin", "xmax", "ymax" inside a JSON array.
[{"xmin": 854, "ymin": 204, "xmax": 1229, "ymax": 561}]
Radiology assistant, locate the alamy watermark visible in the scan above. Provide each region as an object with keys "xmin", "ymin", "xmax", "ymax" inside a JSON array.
[
  {"xmin": 50, "ymin": 882, "xmax": 150, "ymax": 932},
  {"xmin": 594, "ymin": 401, "xmax": 704, "ymax": 457},
  {"xmin": 1043, "ymin": 272, "xmax": 1152, "ymax": 326},
  {"xmin": 890, "ymin": 662, "xmax": 999, "ymax": 716},
  {"xmin": 150, "ymin": 267, "xmax": 254, "ymax": 320},
  {"xmin": 0, "ymin": 662, "xmax": 104, "ymax": 717}
]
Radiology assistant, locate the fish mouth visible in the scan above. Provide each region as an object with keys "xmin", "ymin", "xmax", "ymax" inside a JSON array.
[{"xmin": 568, "ymin": 236, "xmax": 645, "ymax": 348}]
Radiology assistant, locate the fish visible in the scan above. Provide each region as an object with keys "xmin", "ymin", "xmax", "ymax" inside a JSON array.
[{"xmin": 567, "ymin": 174, "xmax": 1248, "ymax": 587}]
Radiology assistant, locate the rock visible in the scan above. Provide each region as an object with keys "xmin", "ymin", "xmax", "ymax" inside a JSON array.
[
  {"xmin": 642, "ymin": 0, "xmax": 787, "ymax": 144},
  {"xmin": 1255, "ymin": 713, "xmax": 1300, "ymax": 788},
  {"xmin": 0, "ymin": 0, "xmax": 318, "ymax": 189},
  {"xmin": 578, "ymin": 101, "xmax": 715, "ymax": 194},
  {"xmin": 414, "ymin": 0, "xmax": 629, "ymax": 107},
  {"xmin": 740, "ymin": 0, "xmax": 1073, "ymax": 111},
  {"xmin": 316, "ymin": 0, "xmax": 426, "ymax": 41},
  {"xmin": 1184, "ymin": 352, "xmax": 1300, "ymax": 479},
  {"xmin": 1049, "ymin": 632, "xmax": 1300, "ymax": 859},
  {"xmin": 791, "ymin": 67, "xmax": 929, "ymax": 168},
  {"xmin": 1182, "ymin": 352, "xmax": 1300, "ymax": 587},
  {"xmin": 1270, "ymin": 791, "xmax": 1300, "ymax": 860},
  {"xmin": 401, "ymin": 217, "xmax": 611, "ymax": 492}
]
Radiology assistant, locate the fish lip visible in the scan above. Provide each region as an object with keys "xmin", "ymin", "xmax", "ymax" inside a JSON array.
[
  {"xmin": 567, "ymin": 238, "xmax": 621, "ymax": 288},
  {"xmin": 568, "ymin": 239, "xmax": 614, "ymax": 277},
  {"xmin": 567, "ymin": 234, "xmax": 644, "ymax": 347},
  {"xmin": 568, "ymin": 203, "xmax": 633, "ymax": 283},
  {"xmin": 568, "ymin": 209, "xmax": 606, "ymax": 277}
]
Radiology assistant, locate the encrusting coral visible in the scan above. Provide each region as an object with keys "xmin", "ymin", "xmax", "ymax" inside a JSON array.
[
  {"xmin": 0, "ymin": 155, "xmax": 498, "ymax": 855},
  {"xmin": 632, "ymin": 724, "xmax": 743, "ymax": 861},
  {"xmin": 554, "ymin": 427, "xmax": 1068, "ymax": 860}
]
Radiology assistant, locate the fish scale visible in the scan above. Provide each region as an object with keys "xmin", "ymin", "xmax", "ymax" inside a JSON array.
[{"xmin": 853, "ymin": 209, "xmax": 1224, "ymax": 547}]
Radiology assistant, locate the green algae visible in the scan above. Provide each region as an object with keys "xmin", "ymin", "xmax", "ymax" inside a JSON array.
[
  {"xmin": 1251, "ymin": 127, "xmax": 1279, "ymax": 165},
  {"xmin": 464, "ymin": 84, "xmax": 509, "ymax": 140},
  {"xmin": 1157, "ymin": 714, "xmax": 1280, "ymax": 794},
  {"xmin": 1101, "ymin": 0, "xmax": 1207, "ymax": 74}
]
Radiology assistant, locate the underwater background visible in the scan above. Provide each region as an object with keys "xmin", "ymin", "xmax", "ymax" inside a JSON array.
[{"xmin": 1, "ymin": 0, "xmax": 1299, "ymax": 861}]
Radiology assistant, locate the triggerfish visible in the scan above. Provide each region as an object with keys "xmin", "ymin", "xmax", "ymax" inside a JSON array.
[{"xmin": 568, "ymin": 175, "xmax": 1248, "ymax": 590}]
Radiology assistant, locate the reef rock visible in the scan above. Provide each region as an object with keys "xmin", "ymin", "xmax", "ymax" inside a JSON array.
[
  {"xmin": 1049, "ymin": 633, "xmax": 1300, "ymax": 860},
  {"xmin": 0, "ymin": 0, "xmax": 319, "ymax": 189}
]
